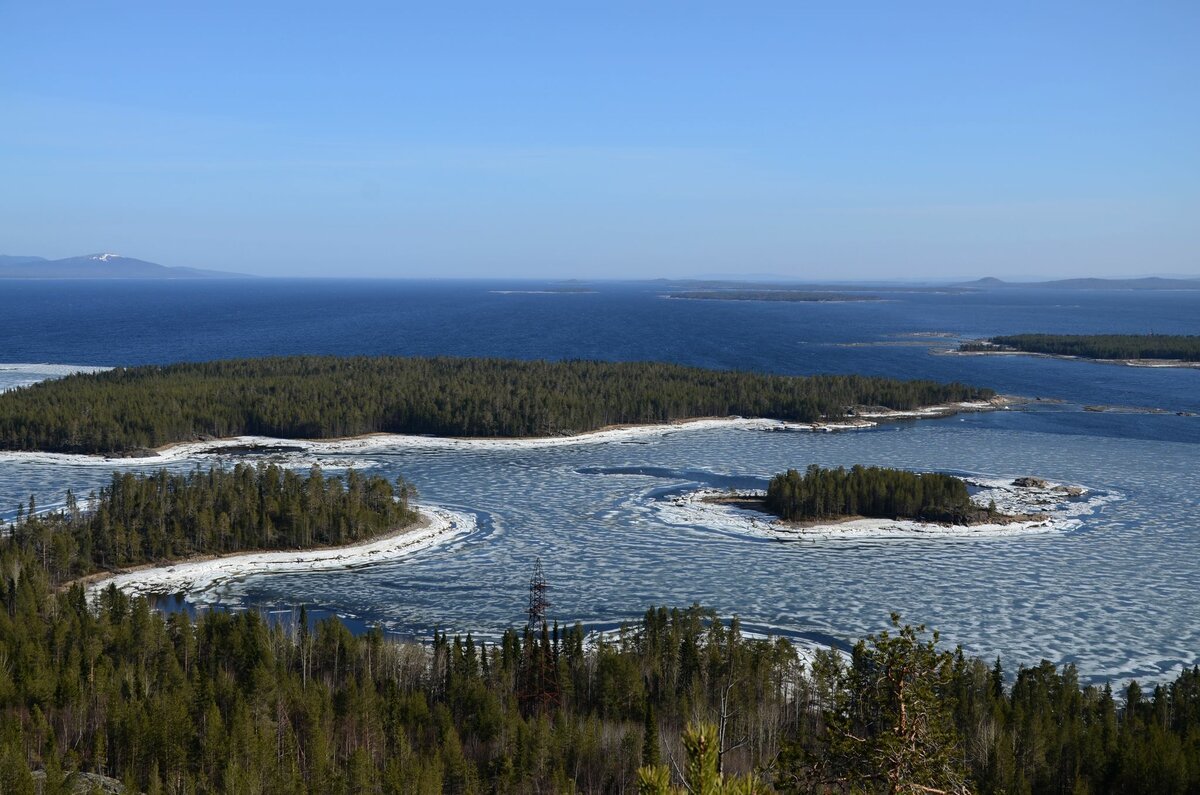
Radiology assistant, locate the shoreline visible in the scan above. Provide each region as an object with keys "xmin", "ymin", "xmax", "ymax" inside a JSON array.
[
  {"xmin": 84, "ymin": 504, "xmax": 475, "ymax": 601},
  {"xmin": 654, "ymin": 475, "xmax": 1120, "ymax": 541},
  {"xmin": 699, "ymin": 494, "xmax": 1047, "ymax": 528},
  {"xmin": 940, "ymin": 348, "xmax": 1200, "ymax": 370},
  {"xmin": 0, "ymin": 397, "xmax": 1016, "ymax": 465}
]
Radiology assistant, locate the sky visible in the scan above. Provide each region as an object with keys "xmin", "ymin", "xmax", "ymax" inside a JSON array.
[{"xmin": 1, "ymin": 2, "xmax": 1197, "ymax": 280}]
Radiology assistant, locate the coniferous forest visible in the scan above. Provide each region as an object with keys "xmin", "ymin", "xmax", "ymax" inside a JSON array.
[
  {"xmin": 1, "ymin": 471, "xmax": 1199, "ymax": 793},
  {"xmin": 0, "ymin": 356, "xmax": 994, "ymax": 454},
  {"xmin": 960, "ymin": 334, "xmax": 1200, "ymax": 361},
  {"xmin": 765, "ymin": 465, "xmax": 986, "ymax": 524},
  {"xmin": 7, "ymin": 464, "xmax": 416, "ymax": 581}
]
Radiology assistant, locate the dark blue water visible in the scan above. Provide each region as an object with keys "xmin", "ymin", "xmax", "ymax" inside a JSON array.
[{"xmin": 3, "ymin": 279, "xmax": 1198, "ymax": 428}]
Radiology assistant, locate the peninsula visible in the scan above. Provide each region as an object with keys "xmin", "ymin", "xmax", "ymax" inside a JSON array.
[
  {"xmin": 956, "ymin": 334, "xmax": 1200, "ymax": 367},
  {"xmin": 0, "ymin": 355, "xmax": 995, "ymax": 455},
  {"xmin": 21, "ymin": 464, "xmax": 419, "ymax": 586}
]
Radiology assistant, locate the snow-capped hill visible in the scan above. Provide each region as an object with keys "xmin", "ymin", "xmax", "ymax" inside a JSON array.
[{"xmin": 0, "ymin": 252, "xmax": 249, "ymax": 279}]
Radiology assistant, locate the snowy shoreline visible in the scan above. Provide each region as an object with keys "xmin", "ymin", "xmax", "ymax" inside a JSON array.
[
  {"xmin": 655, "ymin": 476, "xmax": 1120, "ymax": 541},
  {"xmin": 85, "ymin": 504, "xmax": 476, "ymax": 601},
  {"xmin": 0, "ymin": 398, "xmax": 1012, "ymax": 467},
  {"xmin": 940, "ymin": 348, "xmax": 1200, "ymax": 370}
]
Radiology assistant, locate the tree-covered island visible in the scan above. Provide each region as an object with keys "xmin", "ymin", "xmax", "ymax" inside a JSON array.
[
  {"xmin": 959, "ymin": 333, "xmax": 1200, "ymax": 362},
  {"xmin": 0, "ymin": 356, "xmax": 995, "ymax": 455},
  {"xmin": 762, "ymin": 465, "xmax": 1010, "ymax": 525}
]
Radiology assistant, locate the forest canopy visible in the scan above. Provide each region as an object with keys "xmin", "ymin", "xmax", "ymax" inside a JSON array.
[
  {"xmin": 960, "ymin": 334, "xmax": 1200, "ymax": 361},
  {"xmin": 1, "ymin": 531, "xmax": 1198, "ymax": 791},
  {"xmin": 765, "ymin": 465, "xmax": 987, "ymax": 524},
  {"xmin": 0, "ymin": 356, "xmax": 995, "ymax": 454},
  {"xmin": 7, "ymin": 463, "xmax": 416, "ymax": 581}
]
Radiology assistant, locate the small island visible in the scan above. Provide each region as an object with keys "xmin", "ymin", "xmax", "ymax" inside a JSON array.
[
  {"xmin": 659, "ymin": 466, "xmax": 1100, "ymax": 540},
  {"xmin": 955, "ymin": 334, "xmax": 1200, "ymax": 367}
]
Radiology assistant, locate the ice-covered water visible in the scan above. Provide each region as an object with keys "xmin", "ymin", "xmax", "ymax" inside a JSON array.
[{"xmin": 1, "ymin": 407, "xmax": 1195, "ymax": 685}]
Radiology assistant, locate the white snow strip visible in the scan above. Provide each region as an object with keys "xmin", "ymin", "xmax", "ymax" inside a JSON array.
[
  {"xmin": 853, "ymin": 400, "xmax": 1000, "ymax": 419},
  {"xmin": 0, "ymin": 363, "xmax": 112, "ymax": 376},
  {"xmin": 0, "ymin": 401, "xmax": 1007, "ymax": 466},
  {"xmin": 85, "ymin": 504, "xmax": 475, "ymax": 601}
]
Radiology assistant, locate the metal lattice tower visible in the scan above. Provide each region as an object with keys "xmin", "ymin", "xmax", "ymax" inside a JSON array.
[{"xmin": 526, "ymin": 557, "xmax": 551, "ymax": 630}]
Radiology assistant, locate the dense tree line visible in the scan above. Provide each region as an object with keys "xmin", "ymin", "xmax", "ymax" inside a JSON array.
[
  {"xmin": 8, "ymin": 463, "xmax": 415, "ymax": 582},
  {"xmin": 765, "ymin": 465, "xmax": 987, "ymax": 524},
  {"xmin": 0, "ymin": 356, "xmax": 994, "ymax": 454},
  {"xmin": 961, "ymin": 334, "xmax": 1200, "ymax": 361},
  {"xmin": 0, "ymin": 471, "xmax": 1198, "ymax": 792}
]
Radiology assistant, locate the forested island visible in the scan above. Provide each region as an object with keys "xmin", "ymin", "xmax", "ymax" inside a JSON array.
[
  {"xmin": 959, "ymin": 334, "xmax": 1200, "ymax": 362},
  {"xmin": 8, "ymin": 464, "xmax": 416, "ymax": 582},
  {"xmin": 0, "ymin": 356, "xmax": 994, "ymax": 455},
  {"xmin": 764, "ymin": 465, "xmax": 1004, "ymax": 525},
  {"xmin": 0, "ymin": 469, "xmax": 1198, "ymax": 792},
  {"xmin": 666, "ymin": 290, "xmax": 878, "ymax": 302}
]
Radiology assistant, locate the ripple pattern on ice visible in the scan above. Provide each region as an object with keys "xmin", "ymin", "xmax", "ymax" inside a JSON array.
[{"xmin": 2, "ymin": 410, "xmax": 1198, "ymax": 685}]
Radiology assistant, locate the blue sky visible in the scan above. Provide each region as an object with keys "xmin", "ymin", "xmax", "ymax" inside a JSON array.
[{"xmin": 1, "ymin": 2, "xmax": 1196, "ymax": 279}]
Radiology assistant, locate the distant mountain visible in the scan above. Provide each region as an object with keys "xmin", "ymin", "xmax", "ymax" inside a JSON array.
[
  {"xmin": 0, "ymin": 253, "xmax": 249, "ymax": 279},
  {"xmin": 960, "ymin": 276, "xmax": 1200, "ymax": 291}
]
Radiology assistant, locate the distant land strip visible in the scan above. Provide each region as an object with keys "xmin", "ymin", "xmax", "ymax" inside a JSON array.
[
  {"xmin": 0, "ymin": 355, "xmax": 994, "ymax": 455},
  {"xmin": 959, "ymin": 334, "xmax": 1200, "ymax": 362},
  {"xmin": 666, "ymin": 290, "xmax": 878, "ymax": 302}
]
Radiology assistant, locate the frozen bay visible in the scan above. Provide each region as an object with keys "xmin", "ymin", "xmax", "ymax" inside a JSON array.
[{"xmin": 1, "ymin": 406, "xmax": 1195, "ymax": 686}]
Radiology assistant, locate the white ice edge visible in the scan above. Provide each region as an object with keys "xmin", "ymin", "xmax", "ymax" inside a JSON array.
[
  {"xmin": 0, "ymin": 363, "xmax": 112, "ymax": 375},
  {"xmin": 85, "ymin": 504, "xmax": 475, "ymax": 601},
  {"xmin": 0, "ymin": 401, "xmax": 1005, "ymax": 467},
  {"xmin": 655, "ymin": 477, "xmax": 1122, "ymax": 541},
  {"xmin": 0, "ymin": 363, "xmax": 113, "ymax": 394}
]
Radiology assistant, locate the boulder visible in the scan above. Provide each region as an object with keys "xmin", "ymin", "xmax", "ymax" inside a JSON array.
[{"xmin": 1013, "ymin": 476, "xmax": 1049, "ymax": 489}]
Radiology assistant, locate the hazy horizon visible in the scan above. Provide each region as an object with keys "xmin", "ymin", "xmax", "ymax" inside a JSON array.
[
  {"xmin": 3, "ymin": 253, "xmax": 1200, "ymax": 285},
  {"xmin": 2, "ymin": 3, "xmax": 1196, "ymax": 280}
]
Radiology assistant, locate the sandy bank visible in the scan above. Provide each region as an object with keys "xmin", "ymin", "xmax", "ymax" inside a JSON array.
[{"xmin": 85, "ymin": 504, "xmax": 475, "ymax": 601}]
